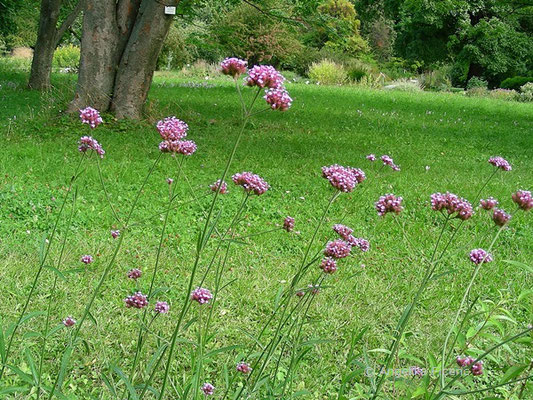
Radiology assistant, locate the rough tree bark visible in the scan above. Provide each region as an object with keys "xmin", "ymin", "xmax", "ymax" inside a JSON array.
[
  {"xmin": 28, "ymin": 0, "xmax": 84, "ymax": 90},
  {"xmin": 69, "ymin": 0, "xmax": 178, "ymax": 119}
]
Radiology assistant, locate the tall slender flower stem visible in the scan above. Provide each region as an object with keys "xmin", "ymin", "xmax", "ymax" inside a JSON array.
[
  {"xmin": 157, "ymin": 86, "xmax": 262, "ymax": 400},
  {"xmin": 0, "ymin": 155, "xmax": 84, "ymax": 381}
]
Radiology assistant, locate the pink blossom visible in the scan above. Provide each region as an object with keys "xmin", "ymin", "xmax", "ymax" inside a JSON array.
[
  {"xmin": 324, "ymin": 239, "xmax": 351, "ymax": 259},
  {"xmin": 380, "ymin": 155, "xmax": 400, "ymax": 171},
  {"xmin": 321, "ymin": 164, "xmax": 365, "ymax": 193},
  {"xmin": 159, "ymin": 139, "xmax": 197, "ymax": 155},
  {"xmin": 167, "ymin": 178, "xmax": 174, "ymax": 185},
  {"xmin": 264, "ymin": 88, "xmax": 292, "ymax": 111},
  {"xmin": 124, "ymin": 292, "xmax": 148, "ymax": 309},
  {"xmin": 375, "ymin": 194, "xmax": 404, "ymax": 216},
  {"xmin": 78, "ymin": 136, "xmax": 105, "ymax": 158},
  {"xmin": 210, "ymin": 179, "xmax": 228, "ymax": 194},
  {"xmin": 488, "ymin": 156, "xmax": 512, "ymax": 171},
  {"xmin": 480, "ymin": 197, "xmax": 498, "ymax": 210},
  {"xmin": 63, "ymin": 316, "xmax": 76, "ymax": 327},
  {"xmin": 366, "ymin": 154, "xmax": 376, "ymax": 161},
  {"xmin": 471, "ymin": 361, "xmax": 484, "ymax": 376},
  {"xmin": 127, "ymin": 268, "xmax": 142, "ymax": 280},
  {"xmin": 469, "ymin": 249, "xmax": 493, "ymax": 265},
  {"xmin": 111, "ymin": 230, "xmax": 120, "ymax": 239},
  {"xmin": 201, "ymin": 382, "xmax": 215, "ymax": 395},
  {"xmin": 348, "ymin": 236, "xmax": 370, "ymax": 252},
  {"xmin": 156, "ymin": 117, "xmax": 188, "ymax": 140},
  {"xmin": 283, "ymin": 216, "xmax": 295, "ymax": 232},
  {"xmin": 191, "ymin": 287, "xmax": 213, "ymax": 305},
  {"xmin": 332, "ymin": 224, "xmax": 353, "ymax": 240},
  {"xmin": 245, "ymin": 65, "xmax": 284, "ymax": 89},
  {"xmin": 79, "ymin": 107, "xmax": 103, "ymax": 129},
  {"xmin": 512, "ymin": 190, "xmax": 532, "ymax": 211},
  {"xmin": 456, "ymin": 356, "xmax": 475, "ymax": 367},
  {"xmin": 155, "ymin": 301, "xmax": 170, "ymax": 314},
  {"xmin": 430, "ymin": 192, "xmax": 473, "ymax": 220},
  {"xmin": 221, "ymin": 57, "xmax": 247, "ymax": 77},
  {"xmin": 81, "ymin": 255, "xmax": 93, "ymax": 264},
  {"xmin": 492, "ymin": 208, "xmax": 511, "ymax": 226},
  {"xmin": 320, "ymin": 257, "xmax": 337, "ymax": 273},
  {"xmin": 232, "ymin": 172, "xmax": 270, "ymax": 195},
  {"xmin": 236, "ymin": 362, "xmax": 252, "ymax": 374}
]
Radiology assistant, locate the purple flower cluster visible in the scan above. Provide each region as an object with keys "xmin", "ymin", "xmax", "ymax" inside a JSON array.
[
  {"xmin": 480, "ymin": 197, "xmax": 498, "ymax": 210},
  {"xmin": 333, "ymin": 224, "xmax": 353, "ymax": 239},
  {"xmin": 456, "ymin": 356, "xmax": 483, "ymax": 376},
  {"xmin": 283, "ymin": 216, "xmax": 295, "ymax": 232},
  {"xmin": 111, "ymin": 230, "xmax": 120, "ymax": 239},
  {"xmin": 245, "ymin": 65, "xmax": 284, "ymax": 89},
  {"xmin": 210, "ymin": 179, "xmax": 228, "ymax": 194},
  {"xmin": 157, "ymin": 116, "xmax": 188, "ymax": 140},
  {"xmin": 366, "ymin": 154, "xmax": 376, "ymax": 161},
  {"xmin": 264, "ymin": 88, "xmax": 292, "ymax": 111},
  {"xmin": 78, "ymin": 136, "xmax": 105, "ymax": 158},
  {"xmin": 512, "ymin": 190, "xmax": 532, "ymax": 211},
  {"xmin": 380, "ymin": 155, "xmax": 400, "ymax": 171},
  {"xmin": 348, "ymin": 236, "xmax": 370, "ymax": 252},
  {"xmin": 201, "ymin": 382, "xmax": 215, "ymax": 396},
  {"xmin": 320, "ymin": 257, "xmax": 337, "ymax": 274},
  {"xmin": 232, "ymin": 172, "xmax": 270, "ymax": 195},
  {"xmin": 488, "ymin": 156, "xmax": 512, "ymax": 171},
  {"xmin": 492, "ymin": 208, "xmax": 511, "ymax": 226},
  {"xmin": 127, "ymin": 268, "xmax": 142, "ymax": 280},
  {"xmin": 63, "ymin": 316, "xmax": 76, "ymax": 327},
  {"xmin": 221, "ymin": 57, "xmax": 248, "ymax": 78},
  {"xmin": 124, "ymin": 292, "xmax": 149, "ymax": 309},
  {"xmin": 236, "ymin": 362, "xmax": 252, "ymax": 374},
  {"xmin": 430, "ymin": 192, "xmax": 473, "ymax": 220},
  {"xmin": 155, "ymin": 301, "xmax": 170, "ymax": 314},
  {"xmin": 159, "ymin": 139, "xmax": 197, "ymax": 156},
  {"xmin": 469, "ymin": 249, "xmax": 493, "ymax": 265},
  {"xmin": 375, "ymin": 194, "xmax": 404, "ymax": 216},
  {"xmin": 81, "ymin": 255, "xmax": 93, "ymax": 264},
  {"xmin": 321, "ymin": 164, "xmax": 366, "ymax": 193},
  {"xmin": 324, "ymin": 239, "xmax": 351, "ymax": 259},
  {"xmin": 191, "ymin": 287, "xmax": 213, "ymax": 305},
  {"xmin": 79, "ymin": 107, "xmax": 103, "ymax": 129}
]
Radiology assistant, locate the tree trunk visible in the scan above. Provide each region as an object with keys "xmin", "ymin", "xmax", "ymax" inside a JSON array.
[
  {"xmin": 29, "ymin": 0, "xmax": 84, "ymax": 90},
  {"xmin": 28, "ymin": 0, "xmax": 62, "ymax": 90},
  {"xmin": 110, "ymin": 1, "xmax": 175, "ymax": 119}
]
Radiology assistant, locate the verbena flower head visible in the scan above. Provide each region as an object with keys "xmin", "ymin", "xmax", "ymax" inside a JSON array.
[
  {"xmin": 375, "ymin": 194, "xmax": 404, "ymax": 216},
  {"xmin": 512, "ymin": 190, "xmax": 532, "ymax": 211},
  {"xmin": 471, "ymin": 361, "xmax": 484, "ymax": 376},
  {"xmin": 410, "ymin": 366, "xmax": 424, "ymax": 377},
  {"xmin": 81, "ymin": 255, "xmax": 93, "ymax": 264},
  {"xmin": 127, "ymin": 268, "xmax": 142, "ymax": 280},
  {"xmin": 492, "ymin": 208, "xmax": 511, "ymax": 226},
  {"xmin": 295, "ymin": 290, "xmax": 305, "ymax": 297},
  {"xmin": 156, "ymin": 116, "xmax": 188, "ymax": 140},
  {"xmin": 348, "ymin": 236, "xmax": 370, "ymax": 252},
  {"xmin": 79, "ymin": 107, "xmax": 103, "ymax": 129},
  {"xmin": 366, "ymin": 154, "xmax": 376, "ymax": 161},
  {"xmin": 321, "ymin": 164, "xmax": 365, "ymax": 193},
  {"xmin": 245, "ymin": 65, "xmax": 284, "ymax": 89},
  {"xmin": 469, "ymin": 249, "xmax": 493, "ymax": 265},
  {"xmin": 232, "ymin": 172, "xmax": 270, "ymax": 195},
  {"xmin": 78, "ymin": 136, "xmax": 105, "ymax": 158},
  {"xmin": 264, "ymin": 88, "xmax": 292, "ymax": 111},
  {"xmin": 480, "ymin": 197, "xmax": 498, "ymax": 210},
  {"xmin": 283, "ymin": 216, "xmax": 295, "ymax": 232},
  {"xmin": 488, "ymin": 156, "xmax": 512, "ymax": 171},
  {"xmin": 201, "ymin": 382, "xmax": 215, "ymax": 396},
  {"xmin": 320, "ymin": 257, "xmax": 337, "ymax": 274},
  {"xmin": 124, "ymin": 292, "xmax": 148, "ymax": 309},
  {"xmin": 324, "ymin": 239, "xmax": 351, "ymax": 259},
  {"xmin": 430, "ymin": 192, "xmax": 473, "ymax": 220},
  {"xmin": 111, "ymin": 230, "xmax": 120, "ymax": 239},
  {"xmin": 380, "ymin": 155, "xmax": 400, "ymax": 171},
  {"xmin": 333, "ymin": 224, "xmax": 353, "ymax": 240},
  {"xmin": 155, "ymin": 301, "xmax": 170, "ymax": 314},
  {"xmin": 308, "ymin": 283, "xmax": 320, "ymax": 295},
  {"xmin": 191, "ymin": 287, "xmax": 213, "ymax": 305},
  {"xmin": 456, "ymin": 356, "xmax": 475, "ymax": 367},
  {"xmin": 236, "ymin": 362, "xmax": 252, "ymax": 374},
  {"xmin": 63, "ymin": 316, "xmax": 76, "ymax": 327},
  {"xmin": 159, "ymin": 139, "xmax": 197, "ymax": 155},
  {"xmin": 220, "ymin": 57, "xmax": 247, "ymax": 77},
  {"xmin": 210, "ymin": 179, "xmax": 228, "ymax": 194}
]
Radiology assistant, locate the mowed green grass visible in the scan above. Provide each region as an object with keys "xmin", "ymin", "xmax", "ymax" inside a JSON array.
[{"xmin": 0, "ymin": 65, "xmax": 532, "ymax": 398}]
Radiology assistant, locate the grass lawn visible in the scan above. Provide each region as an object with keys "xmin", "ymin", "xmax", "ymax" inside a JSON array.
[{"xmin": 0, "ymin": 64, "xmax": 532, "ymax": 399}]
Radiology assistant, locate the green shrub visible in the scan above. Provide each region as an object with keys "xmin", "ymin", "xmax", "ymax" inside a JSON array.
[
  {"xmin": 308, "ymin": 59, "xmax": 347, "ymax": 85},
  {"xmin": 488, "ymin": 88, "xmax": 518, "ymax": 101},
  {"xmin": 518, "ymin": 82, "xmax": 533, "ymax": 102},
  {"xmin": 465, "ymin": 87, "xmax": 488, "ymax": 97},
  {"xmin": 384, "ymin": 78, "xmax": 422, "ymax": 92},
  {"xmin": 52, "ymin": 44, "xmax": 80, "ymax": 71},
  {"xmin": 419, "ymin": 66, "xmax": 452, "ymax": 91},
  {"xmin": 344, "ymin": 59, "xmax": 374, "ymax": 82},
  {"xmin": 179, "ymin": 60, "xmax": 219, "ymax": 79},
  {"xmin": 158, "ymin": 24, "xmax": 189, "ymax": 70},
  {"xmin": 466, "ymin": 76, "xmax": 488, "ymax": 90},
  {"xmin": 500, "ymin": 76, "xmax": 533, "ymax": 90}
]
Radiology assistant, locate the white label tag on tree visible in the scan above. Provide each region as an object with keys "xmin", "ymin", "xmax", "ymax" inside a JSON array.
[{"xmin": 164, "ymin": 6, "xmax": 176, "ymax": 15}]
